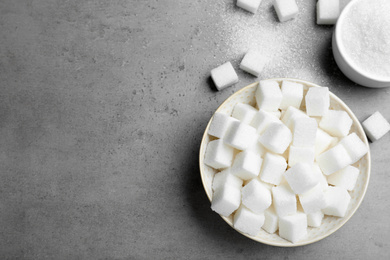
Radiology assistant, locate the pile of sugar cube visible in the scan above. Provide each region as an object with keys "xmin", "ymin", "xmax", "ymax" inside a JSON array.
[{"xmin": 204, "ymin": 80, "xmax": 369, "ymax": 243}]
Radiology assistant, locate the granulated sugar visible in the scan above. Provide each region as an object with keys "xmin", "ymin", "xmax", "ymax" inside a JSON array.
[{"xmin": 340, "ymin": 0, "xmax": 390, "ymax": 78}]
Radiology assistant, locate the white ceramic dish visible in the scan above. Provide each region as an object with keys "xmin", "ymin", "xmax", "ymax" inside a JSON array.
[
  {"xmin": 332, "ymin": 0, "xmax": 390, "ymax": 88},
  {"xmin": 199, "ymin": 79, "xmax": 371, "ymax": 247}
]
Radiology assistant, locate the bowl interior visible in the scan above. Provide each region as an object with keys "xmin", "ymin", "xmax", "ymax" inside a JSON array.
[{"xmin": 199, "ymin": 78, "xmax": 371, "ymax": 247}]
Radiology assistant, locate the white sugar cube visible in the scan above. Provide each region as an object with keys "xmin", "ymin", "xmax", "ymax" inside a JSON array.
[
  {"xmin": 237, "ymin": 0, "xmax": 263, "ymax": 14},
  {"xmin": 212, "ymin": 169, "xmax": 243, "ymax": 191},
  {"xmin": 315, "ymin": 128, "xmax": 335, "ymax": 156},
  {"xmin": 316, "ymin": 144, "xmax": 352, "ymax": 175},
  {"xmin": 362, "ymin": 111, "xmax": 390, "ymax": 142},
  {"xmin": 210, "ymin": 62, "xmax": 239, "ymax": 91},
  {"xmin": 319, "ymin": 110, "xmax": 353, "ymax": 137},
  {"xmin": 232, "ymin": 103, "xmax": 258, "ymax": 125},
  {"xmin": 255, "ymin": 80, "xmax": 283, "ymax": 112},
  {"xmin": 272, "ymin": 183, "xmax": 297, "ymax": 217},
  {"xmin": 240, "ymin": 50, "xmax": 267, "ymax": 76},
  {"xmin": 298, "ymin": 183, "xmax": 327, "ymax": 214},
  {"xmin": 317, "ymin": 0, "xmax": 340, "ymax": 25},
  {"xmin": 288, "ymin": 146, "xmax": 315, "ymax": 167},
  {"xmin": 284, "ymin": 163, "xmax": 318, "ymax": 194},
  {"xmin": 245, "ymin": 140, "xmax": 267, "ymax": 156},
  {"xmin": 242, "ymin": 179, "xmax": 272, "ymax": 213},
  {"xmin": 305, "ymin": 87, "xmax": 330, "ymax": 116},
  {"xmin": 208, "ymin": 112, "xmax": 239, "ymax": 139},
  {"xmin": 307, "ymin": 211, "xmax": 324, "ymax": 228},
  {"xmin": 250, "ymin": 110, "xmax": 279, "ymax": 134},
  {"xmin": 279, "ymin": 81, "xmax": 304, "ymax": 110},
  {"xmin": 259, "ymin": 122, "xmax": 292, "ymax": 154},
  {"xmin": 233, "ymin": 205, "xmax": 265, "ymax": 236},
  {"xmin": 322, "ymin": 186, "xmax": 351, "ymax": 217},
  {"xmin": 231, "ymin": 150, "xmax": 263, "ymax": 180},
  {"xmin": 262, "ymin": 206, "xmax": 279, "ymax": 234},
  {"xmin": 204, "ymin": 139, "xmax": 234, "ymax": 169},
  {"xmin": 224, "ymin": 121, "xmax": 257, "ymax": 150},
  {"xmin": 274, "ymin": 0, "xmax": 299, "ymax": 22},
  {"xmin": 269, "ymin": 110, "xmax": 282, "ymax": 119},
  {"xmin": 281, "ymin": 106, "xmax": 308, "ymax": 131},
  {"xmin": 260, "ymin": 153, "xmax": 287, "ymax": 185},
  {"xmin": 279, "ymin": 212, "xmax": 307, "ymax": 243},
  {"xmin": 339, "ymin": 133, "xmax": 368, "ymax": 164},
  {"xmin": 327, "ymin": 165, "xmax": 359, "ymax": 191},
  {"xmin": 312, "ymin": 163, "xmax": 329, "ymax": 190},
  {"xmin": 293, "ymin": 117, "xmax": 318, "ymax": 147},
  {"xmin": 211, "ymin": 184, "xmax": 241, "ymax": 217}
]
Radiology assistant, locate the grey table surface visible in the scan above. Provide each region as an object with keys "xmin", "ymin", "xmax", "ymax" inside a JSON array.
[{"xmin": 0, "ymin": 0, "xmax": 389, "ymax": 259}]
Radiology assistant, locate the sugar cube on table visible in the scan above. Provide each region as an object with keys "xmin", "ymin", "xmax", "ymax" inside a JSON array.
[
  {"xmin": 262, "ymin": 206, "xmax": 279, "ymax": 234},
  {"xmin": 298, "ymin": 183, "xmax": 327, "ymax": 214},
  {"xmin": 224, "ymin": 120, "xmax": 257, "ymax": 150},
  {"xmin": 307, "ymin": 211, "xmax": 324, "ymax": 228},
  {"xmin": 293, "ymin": 117, "xmax": 318, "ymax": 147},
  {"xmin": 317, "ymin": 0, "xmax": 340, "ymax": 25},
  {"xmin": 237, "ymin": 0, "xmax": 263, "ymax": 14},
  {"xmin": 233, "ymin": 205, "xmax": 265, "ymax": 236},
  {"xmin": 211, "ymin": 184, "xmax": 241, "ymax": 217},
  {"xmin": 231, "ymin": 150, "xmax": 263, "ymax": 180},
  {"xmin": 316, "ymin": 143, "xmax": 352, "ymax": 175},
  {"xmin": 204, "ymin": 139, "xmax": 234, "ymax": 169},
  {"xmin": 208, "ymin": 112, "xmax": 239, "ymax": 139},
  {"xmin": 255, "ymin": 80, "xmax": 283, "ymax": 112},
  {"xmin": 242, "ymin": 179, "xmax": 272, "ymax": 213},
  {"xmin": 250, "ymin": 110, "xmax": 279, "ymax": 134},
  {"xmin": 288, "ymin": 146, "xmax": 315, "ymax": 167},
  {"xmin": 259, "ymin": 122, "xmax": 292, "ymax": 154},
  {"xmin": 272, "ymin": 183, "xmax": 297, "ymax": 217},
  {"xmin": 339, "ymin": 133, "xmax": 368, "ymax": 164},
  {"xmin": 327, "ymin": 165, "xmax": 359, "ymax": 191},
  {"xmin": 322, "ymin": 186, "xmax": 351, "ymax": 217},
  {"xmin": 260, "ymin": 152, "xmax": 287, "ymax": 185},
  {"xmin": 279, "ymin": 81, "xmax": 304, "ymax": 110},
  {"xmin": 273, "ymin": 0, "xmax": 299, "ymax": 22},
  {"xmin": 210, "ymin": 62, "xmax": 239, "ymax": 91},
  {"xmin": 362, "ymin": 111, "xmax": 390, "ymax": 142},
  {"xmin": 284, "ymin": 163, "xmax": 318, "ymax": 194},
  {"xmin": 279, "ymin": 212, "xmax": 307, "ymax": 243},
  {"xmin": 240, "ymin": 50, "xmax": 267, "ymax": 77},
  {"xmin": 305, "ymin": 87, "xmax": 330, "ymax": 116},
  {"xmin": 281, "ymin": 106, "xmax": 308, "ymax": 131},
  {"xmin": 319, "ymin": 110, "xmax": 353, "ymax": 137},
  {"xmin": 315, "ymin": 128, "xmax": 335, "ymax": 156},
  {"xmin": 232, "ymin": 103, "xmax": 258, "ymax": 125},
  {"xmin": 212, "ymin": 168, "xmax": 243, "ymax": 191}
]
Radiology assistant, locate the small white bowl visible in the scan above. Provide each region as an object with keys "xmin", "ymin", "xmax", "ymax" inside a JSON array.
[
  {"xmin": 199, "ymin": 79, "xmax": 371, "ymax": 247},
  {"xmin": 332, "ymin": 0, "xmax": 390, "ymax": 88}
]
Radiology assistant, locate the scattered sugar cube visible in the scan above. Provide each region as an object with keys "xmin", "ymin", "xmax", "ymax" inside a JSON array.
[
  {"xmin": 362, "ymin": 111, "xmax": 390, "ymax": 142},
  {"xmin": 307, "ymin": 211, "xmax": 324, "ymax": 228},
  {"xmin": 231, "ymin": 150, "xmax": 263, "ymax": 180},
  {"xmin": 210, "ymin": 62, "xmax": 239, "ymax": 91},
  {"xmin": 279, "ymin": 81, "xmax": 304, "ymax": 110},
  {"xmin": 315, "ymin": 128, "xmax": 335, "ymax": 156},
  {"xmin": 208, "ymin": 112, "xmax": 239, "ymax": 139},
  {"xmin": 255, "ymin": 80, "xmax": 283, "ymax": 112},
  {"xmin": 250, "ymin": 110, "xmax": 279, "ymax": 134},
  {"xmin": 233, "ymin": 205, "xmax": 265, "ymax": 236},
  {"xmin": 274, "ymin": 0, "xmax": 299, "ymax": 22},
  {"xmin": 211, "ymin": 184, "xmax": 241, "ymax": 217},
  {"xmin": 232, "ymin": 103, "xmax": 258, "ymax": 124},
  {"xmin": 312, "ymin": 163, "xmax": 329, "ymax": 190},
  {"xmin": 240, "ymin": 50, "xmax": 267, "ymax": 76},
  {"xmin": 281, "ymin": 106, "xmax": 308, "ymax": 131},
  {"xmin": 259, "ymin": 122, "xmax": 292, "ymax": 154},
  {"xmin": 204, "ymin": 139, "xmax": 234, "ymax": 169},
  {"xmin": 327, "ymin": 165, "xmax": 359, "ymax": 191},
  {"xmin": 293, "ymin": 117, "xmax": 318, "ymax": 147},
  {"xmin": 288, "ymin": 146, "xmax": 315, "ymax": 167},
  {"xmin": 272, "ymin": 183, "xmax": 297, "ymax": 217},
  {"xmin": 317, "ymin": 0, "xmax": 340, "ymax": 25},
  {"xmin": 262, "ymin": 206, "xmax": 279, "ymax": 234},
  {"xmin": 224, "ymin": 121, "xmax": 257, "ymax": 150},
  {"xmin": 212, "ymin": 168, "xmax": 243, "ymax": 191},
  {"xmin": 339, "ymin": 133, "xmax": 368, "ymax": 164},
  {"xmin": 284, "ymin": 163, "xmax": 318, "ymax": 194},
  {"xmin": 242, "ymin": 179, "xmax": 272, "ymax": 213},
  {"xmin": 298, "ymin": 183, "xmax": 327, "ymax": 214},
  {"xmin": 319, "ymin": 110, "xmax": 353, "ymax": 137},
  {"xmin": 260, "ymin": 153, "xmax": 287, "ymax": 185},
  {"xmin": 322, "ymin": 186, "xmax": 351, "ymax": 217},
  {"xmin": 237, "ymin": 0, "xmax": 263, "ymax": 14},
  {"xmin": 305, "ymin": 87, "xmax": 330, "ymax": 116},
  {"xmin": 316, "ymin": 143, "xmax": 352, "ymax": 175},
  {"xmin": 279, "ymin": 212, "xmax": 307, "ymax": 243}
]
